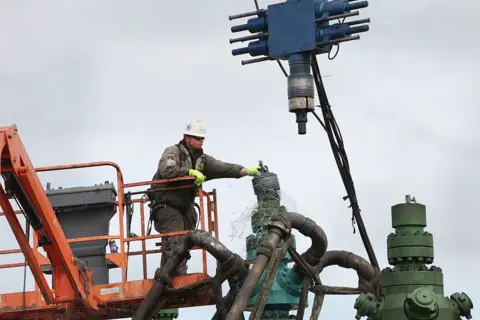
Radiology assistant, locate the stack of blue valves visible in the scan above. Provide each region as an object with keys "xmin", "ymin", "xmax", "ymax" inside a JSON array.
[
  {"xmin": 229, "ymin": 0, "xmax": 370, "ymax": 62},
  {"xmin": 228, "ymin": 0, "xmax": 370, "ymax": 135}
]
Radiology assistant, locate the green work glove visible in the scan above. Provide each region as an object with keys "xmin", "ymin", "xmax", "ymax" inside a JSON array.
[
  {"xmin": 246, "ymin": 167, "xmax": 261, "ymax": 176},
  {"xmin": 189, "ymin": 169, "xmax": 206, "ymax": 185}
]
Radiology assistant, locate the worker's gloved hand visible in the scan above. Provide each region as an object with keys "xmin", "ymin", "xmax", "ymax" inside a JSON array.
[
  {"xmin": 188, "ymin": 169, "xmax": 206, "ymax": 185},
  {"xmin": 246, "ymin": 167, "xmax": 261, "ymax": 176}
]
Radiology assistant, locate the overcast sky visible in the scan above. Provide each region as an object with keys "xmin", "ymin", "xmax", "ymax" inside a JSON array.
[{"xmin": 0, "ymin": 0, "xmax": 479, "ymax": 319}]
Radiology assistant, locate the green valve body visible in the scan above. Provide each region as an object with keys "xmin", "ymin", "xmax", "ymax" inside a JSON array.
[{"xmin": 354, "ymin": 196, "xmax": 473, "ymax": 320}]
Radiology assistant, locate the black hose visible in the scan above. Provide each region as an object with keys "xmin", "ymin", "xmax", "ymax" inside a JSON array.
[
  {"xmin": 316, "ymin": 250, "xmax": 377, "ymax": 294},
  {"xmin": 187, "ymin": 230, "xmax": 235, "ymax": 263},
  {"xmin": 132, "ymin": 249, "xmax": 183, "ymax": 320},
  {"xmin": 211, "ymin": 287, "xmax": 242, "ymax": 320},
  {"xmin": 226, "ymin": 231, "xmax": 283, "ymax": 320},
  {"xmin": 310, "ymin": 55, "xmax": 379, "ymax": 271},
  {"xmin": 211, "ymin": 266, "xmax": 250, "ymax": 320},
  {"xmin": 277, "ymin": 212, "xmax": 328, "ymax": 266},
  {"xmin": 133, "ymin": 230, "xmax": 243, "ymax": 320}
]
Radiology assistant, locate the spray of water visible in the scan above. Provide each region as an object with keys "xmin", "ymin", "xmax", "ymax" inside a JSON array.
[{"xmin": 229, "ymin": 188, "xmax": 299, "ymax": 256}]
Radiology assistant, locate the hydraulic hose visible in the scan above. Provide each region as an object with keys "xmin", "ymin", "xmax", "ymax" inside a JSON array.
[
  {"xmin": 188, "ymin": 230, "xmax": 234, "ymax": 262},
  {"xmin": 226, "ymin": 230, "xmax": 283, "ymax": 320},
  {"xmin": 317, "ymin": 250, "xmax": 378, "ymax": 293},
  {"xmin": 211, "ymin": 268, "xmax": 250, "ymax": 320},
  {"xmin": 211, "ymin": 287, "xmax": 239, "ymax": 320},
  {"xmin": 133, "ymin": 244, "xmax": 183, "ymax": 320},
  {"xmin": 277, "ymin": 211, "xmax": 328, "ymax": 266},
  {"xmin": 133, "ymin": 230, "xmax": 244, "ymax": 320},
  {"xmin": 226, "ymin": 211, "xmax": 328, "ymax": 320}
]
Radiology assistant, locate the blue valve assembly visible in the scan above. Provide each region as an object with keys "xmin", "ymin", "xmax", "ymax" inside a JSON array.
[{"xmin": 228, "ymin": 0, "xmax": 370, "ymax": 135}]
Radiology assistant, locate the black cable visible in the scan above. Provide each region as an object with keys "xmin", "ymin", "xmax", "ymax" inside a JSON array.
[
  {"xmin": 274, "ymin": 51, "xmax": 379, "ymax": 271},
  {"xmin": 23, "ymin": 217, "xmax": 30, "ymax": 311},
  {"xmin": 327, "ymin": 17, "xmax": 346, "ymax": 61},
  {"xmin": 125, "ymin": 192, "xmax": 133, "ymax": 280},
  {"xmin": 310, "ymin": 54, "xmax": 379, "ymax": 271},
  {"xmin": 276, "ymin": 61, "xmax": 288, "ymax": 77}
]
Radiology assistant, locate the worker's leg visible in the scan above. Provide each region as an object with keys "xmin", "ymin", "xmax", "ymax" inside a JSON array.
[
  {"xmin": 184, "ymin": 204, "xmax": 199, "ymax": 231},
  {"xmin": 174, "ymin": 204, "xmax": 199, "ymax": 274},
  {"xmin": 153, "ymin": 206, "xmax": 186, "ymax": 275}
]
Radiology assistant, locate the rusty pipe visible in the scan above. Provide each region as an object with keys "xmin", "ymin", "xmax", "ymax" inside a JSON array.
[
  {"xmin": 317, "ymin": 250, "xmax": 377, "ymax": 293},
  {"xmin": 226, "ymin": 231, "xmax": 283, "ymax": 320}
]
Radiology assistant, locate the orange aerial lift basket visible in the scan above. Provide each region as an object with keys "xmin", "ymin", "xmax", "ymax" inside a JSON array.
[{"xmin": 0, "ymin": 124, "xmax": 221, "ymax": 319}]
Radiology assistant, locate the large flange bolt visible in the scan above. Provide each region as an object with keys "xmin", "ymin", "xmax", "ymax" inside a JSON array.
[
  {"xmin": 354, "ymin": 292, "xmax": 383, "ymax": 320},
  {"xmin": 450, "ymin": 292, "xmax": 473, "ymax": 319}
]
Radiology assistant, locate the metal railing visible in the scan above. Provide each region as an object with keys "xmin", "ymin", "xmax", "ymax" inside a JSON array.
[{"xmin": 0, "ymin": 161, "xmax": 220, "ymax": 288}]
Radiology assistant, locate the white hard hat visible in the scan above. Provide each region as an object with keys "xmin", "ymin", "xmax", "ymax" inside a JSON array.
[{"xmin": 183, "ymin": 119, "xmax": 207, "ymax": 138}]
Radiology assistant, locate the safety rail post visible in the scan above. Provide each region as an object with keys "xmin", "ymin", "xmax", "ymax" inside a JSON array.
[
  {"xmin": 198, "ymin": 188, "xmax": 207, "ymax": 274},
  {"xmin": 212, "ymin": 189, "xmax": 220, "ymax": 240},
  {"xmin": 0, "ymin": 209, "xmax": 44, "ymax": 302},
  {"xmin": 121, "ymin": 177, "xmax": 216, "ymax": 279},
  {"xmin": 139, "ymin": 198, "xmax": 148, "ymax": 280},
  {"xmin": 202, "ymin": 189, "xmax": 220, "ymax": 240}
]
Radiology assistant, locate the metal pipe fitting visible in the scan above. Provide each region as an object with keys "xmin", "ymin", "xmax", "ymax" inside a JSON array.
[{"xmin": 317, "ymin": 250, "xmax": 377, "ymax": 294}]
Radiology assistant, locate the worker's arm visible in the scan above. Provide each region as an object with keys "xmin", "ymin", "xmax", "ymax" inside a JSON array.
[
  {"xmin": 238, "ymin": 168, "xmax": 249, "ymax": 177},
  {"xmin": 203, "ymin": 154, "xmax": 245, "ymax": 180},
  {"xmin": 157, "ymin": 146, "xmax": 190, "ymax": 179}
]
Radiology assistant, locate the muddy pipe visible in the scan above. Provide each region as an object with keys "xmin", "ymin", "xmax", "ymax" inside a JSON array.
[
  {"xmin": 132, "ymin": 249, "xmax": 182, "ymax": 320},
  {"xmin": 317, "ymin": 250, "xmax": 378, "ymax": 293},
  {"xmin": 225, "ymin": 212, "xmax": 328, "ymax": 320},
  {"xmin": 212, "ymin": 263, "xmax": 250, "ymax": 320},
  {"xmin": 226, "ymin": 230, "xmax": 283, "ymax": 320},
  {"xmin": 133, "ymin": 230, "xmax": 243, "ymax": 320},
  {"xmin": 278, "ymin": 211, "xmax": 328, "ymax": 266}
]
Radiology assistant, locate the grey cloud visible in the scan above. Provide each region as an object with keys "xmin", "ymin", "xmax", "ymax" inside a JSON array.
[{"xmin": 0, "ymin": 0, "xmax": 478, "ymax": 319}]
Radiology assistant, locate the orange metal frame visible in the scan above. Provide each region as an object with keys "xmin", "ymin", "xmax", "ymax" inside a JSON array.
[{"xmin": 0, "ymin": 124, "xmax": 222, "ymax": 319}]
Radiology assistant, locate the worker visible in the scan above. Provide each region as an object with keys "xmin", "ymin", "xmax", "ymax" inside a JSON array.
[{"xmin": 150, "ymin": 119, "xmax": 261, "ymax": 276}]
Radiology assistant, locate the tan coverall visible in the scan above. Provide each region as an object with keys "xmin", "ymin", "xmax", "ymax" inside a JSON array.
[{"xmin": 151, "ymin": 139, "xmax": 244, "ymax": 275}]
